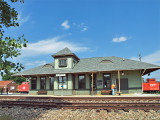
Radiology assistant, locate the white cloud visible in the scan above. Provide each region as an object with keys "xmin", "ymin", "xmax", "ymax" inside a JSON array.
[
  {"xmin": 17, "ymin": 12, "xmax": 30, "ymax": 27},
  {"xmin": 131, "ymin": 50, "xmax": 160, "ymax": 81},
  {"xmin": 142, "ymin": 50, "xmax": 160, "ymax": 65},
  {"xmin": 131, "ymin": 50, "xmax": 160, "ymax": 65},
  {"xmin": 112, "ymin": 36, "xmax": 127, "ymax": 43},
  {"xmin": 24, "ymin": 61, "xmax": 47, "ymax": 67},
  {"xmin": 81, "ymin": 26, "xmax": 88, "ymax": 32},
  {"xmin": 18, "ymin": 35, "xmax": 89, "ymax": 58},
  {"xmin": 73, "ymin": 22, "xmax": 88, "ymax": 32},
  {"xmin": 61, "ymin": 20, "xmax": 70, "ymax": 29}
]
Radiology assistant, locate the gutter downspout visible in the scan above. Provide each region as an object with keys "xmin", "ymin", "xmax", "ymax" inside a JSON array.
[{"xmin": 141, "ymin": 69, "xmax": 146, "ymax": 94}]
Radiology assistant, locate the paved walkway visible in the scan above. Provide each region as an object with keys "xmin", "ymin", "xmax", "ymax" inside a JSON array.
[{"xmin": 0, "ymin": 93, "xmax": 160, "ymax": 97}]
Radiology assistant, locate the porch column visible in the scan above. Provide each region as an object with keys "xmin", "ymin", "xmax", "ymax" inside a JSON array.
[
  {"xmin": 118, "ymin": 71, "xmax": 121, "ymax": 95},
  {"xmin": 92, "ymin": 72, "xmax": 93, "ymax": 95}
]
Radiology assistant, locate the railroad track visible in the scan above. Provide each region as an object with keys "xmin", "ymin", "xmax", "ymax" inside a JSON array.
[
  {"xmin": 0, "ymin": 96, "xmax": 160, "ymax": 101},
  {"xmin": 0, "ymin": 100, "xmax": 160, "ymax": 111}
]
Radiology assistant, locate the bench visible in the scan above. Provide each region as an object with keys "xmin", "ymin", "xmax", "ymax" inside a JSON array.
[
  {"xmin": 101, "ymin": 90, "xmax": 112, "ymax": 95},
  {"xmin": 37, "ymin": 90, "xmax": 47, "ymax": 95}
]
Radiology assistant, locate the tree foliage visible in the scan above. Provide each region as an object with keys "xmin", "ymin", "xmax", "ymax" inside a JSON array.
[
  {"xmin": 0, "ymin": 0, "xmax": 27, "ymax": 76},
  {"xmin": 2, "ymin": 72, "xmax": 25, "ymax": 84}
]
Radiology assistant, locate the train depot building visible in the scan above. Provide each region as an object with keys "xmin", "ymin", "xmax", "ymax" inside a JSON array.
[{"xmin": 14, "ymin": 48, "xmax": 160, "ymax": 96}]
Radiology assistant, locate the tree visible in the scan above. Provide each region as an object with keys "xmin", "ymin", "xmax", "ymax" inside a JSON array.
[
  {"xmin": 0, "ymin": 0, "xmax": 28, "ymax": 76},
  {"xmin": 2, "ymin": 72, "xmax": 25, "ymax": 84}
]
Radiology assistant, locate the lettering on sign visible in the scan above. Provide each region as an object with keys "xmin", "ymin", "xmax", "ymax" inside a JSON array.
[
  {"xmin": 56, "ymin": 74, "xmax": 66, "ymax": 77},
  {"xmin": 150, "ymin": 84, "xmax": 156, "ymax": 87}
]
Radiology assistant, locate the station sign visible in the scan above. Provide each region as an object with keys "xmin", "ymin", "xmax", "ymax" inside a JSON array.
[{"xmin": 56, "ymin": 74, "xmax": 66, "ymax": 77}]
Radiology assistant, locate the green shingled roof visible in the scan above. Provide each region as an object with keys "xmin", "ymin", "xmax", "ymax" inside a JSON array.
[
  {"xmin": 52, "ymin": 47, "xmax": 79, "ymax": 60},
  {"xmin": 52, "ymin": 47, "xmax": 74, "ymax": 57},
  {"xmin": 13, "ymin": 56, "xmax": 160, "ymax": 76}
]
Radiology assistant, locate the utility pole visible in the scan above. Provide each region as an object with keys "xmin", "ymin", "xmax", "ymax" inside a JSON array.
[
  {"xmin": 139, "ymin": 52, "xmax": 143, "ymax": 94},
  {"xmin": 139, "ymin": 52, "xmax": 141, "ymax": 62}
]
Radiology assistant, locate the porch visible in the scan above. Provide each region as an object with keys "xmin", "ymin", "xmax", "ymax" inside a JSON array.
[{"xmin": 28, "ymin": 70, "xmax": 142, "ymax": 96}]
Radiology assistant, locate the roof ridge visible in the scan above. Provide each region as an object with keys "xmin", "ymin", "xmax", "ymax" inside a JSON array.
[{"xmin": 80, "ymin": 56, "xmax": 113, "ymax": 60}]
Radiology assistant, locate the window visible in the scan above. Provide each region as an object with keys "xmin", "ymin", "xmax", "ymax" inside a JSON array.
[
  {"xmin": 50, "ymin": 77, "xmax": 54, "ymax": 90},
  {"xmin": 97, "ymin": 80, "xmax": 103, "ymax": 86},
  {"xmin": 100, "ymin": 60, "xmax": 113, "ymax": 64},
  {"xmin": 31, "ymin": 77, "xmax": 37, "ymax": 90},
  {"xmin": 73, "ymin": 59, "xmax": 77, "ymax": 64},
  {"xmin": 40, "ymin": 77, "xmax": 46, "ymax": 90},
  {"xmin": 10, "ymin": 86, "xmax": 15, "ymax": 90},
  {"xmin": 43, "ymin": 64, "xmax": 53, "ymax": 68},
  {"xmin": 78, "ymin": 75, "xmax": 86, "ymax": 89},
  {"xmin": 58, "ymin": 76, "xmax": 68, "ymax": 89},
  {"xmin": 59, "ymin": 59, "xmax": 67, "ymax": 67},
  {"xmin": 103, "ymin": 74, "xmax": 111, "ymax": 89}
]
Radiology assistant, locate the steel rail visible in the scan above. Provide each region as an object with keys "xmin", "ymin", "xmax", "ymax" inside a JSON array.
[
  {"xmin": 1, "ymin": 100, "xmax": 160, "ymax": 105},
  {"xmin": 0, "ymin": 101, "xmax": 160, "ymax": 110}
]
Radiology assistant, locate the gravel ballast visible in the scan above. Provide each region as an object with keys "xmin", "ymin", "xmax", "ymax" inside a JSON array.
[{"xmin": 0, "ymin": 107, "xmax": 160, "ymax": 120}]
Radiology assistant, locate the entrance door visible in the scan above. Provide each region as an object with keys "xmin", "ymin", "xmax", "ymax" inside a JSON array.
[
  {"xmin": 116, "ymin": 78, "xmax": 128, "ymax": 90},
  {"xmin": 103, "ymin": 73, "xmax": 111, "ymax": 90},
  {"xmin": 89, "ymin": 74, "xmax": 97, "ymax": 95}
]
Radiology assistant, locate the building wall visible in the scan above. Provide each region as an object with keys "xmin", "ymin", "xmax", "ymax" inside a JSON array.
[
  {"xmin": 54, "ymin": 56, "xmax": 75, "ymax": 69},
  {"xmin": 54, "ymin": 74, "xmax": 73, "ymax": 95},
  {"xmin": 29, "ymin": 76, "xmax": 54, "ymax": 95},
  {"xmin": 111, "ymin": 70, "xmax": 142, "ymax": 94},
  {"xmin": 37, "ymin": 76, "xmax": 40, "ymax": 90},
  {"xmin": 7, "ymin": 82, "xmax": 17, "ymax": 93},
  {"xmin": 73, "ymin": 70, "xmax": 142, "ymax": 95},
  {"xmin": 1, "ymin": 82, "xmax": 17, "ymax": 93},
  {"xmin": 68, "ymin": 74, "xmax": 73, "ymax": 89},
  {"xmin": 28, "ymin": 70, "xmax": 142, "ymax": 95},
  {"xmin": 54, "ymin": 76, "xmax": 58, "ymax": 89}
]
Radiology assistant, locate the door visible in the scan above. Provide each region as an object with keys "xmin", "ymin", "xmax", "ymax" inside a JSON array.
[
  {"xmin": 103, "ymin": 73, "xmax": 111, "ymax": 90},
  {"xmin": 89, "ymin": 74, "xmax": 97, "ymax": 95},
  {"xmin": 116, "ymin": 78, "xmax": 128, "ymax": 90},
  {"xmin": 58, "ymin": 76, "xmax": 68, "ymax": 89}
]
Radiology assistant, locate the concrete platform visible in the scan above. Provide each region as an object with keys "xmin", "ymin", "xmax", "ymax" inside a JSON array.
[{"xmin": 0, "ymin": 93, "xmax": 160, "ymax": 97}]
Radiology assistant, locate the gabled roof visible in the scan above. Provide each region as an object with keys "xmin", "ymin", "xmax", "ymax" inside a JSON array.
[
  {"xmin": 0, "ymin": 80, "xmax": 13, "ymax": 86},
  {"xmin": 13, "ymin": 56, "xmax": 160, "ymax": 76},
  {"xmin": 72, "ymin": 56, "xmax": 160, "ymax": 74},
  {"xmin": 52, "ymin": 47, "xmax": 79, "ymax": 60}
]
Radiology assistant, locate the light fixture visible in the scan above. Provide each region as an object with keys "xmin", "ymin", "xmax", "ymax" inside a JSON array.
[{"xmin": 121, "ymin": 71, "xmax": 124, "ymax": 76}]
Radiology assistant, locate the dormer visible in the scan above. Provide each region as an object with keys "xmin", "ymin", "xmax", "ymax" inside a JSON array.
[{"xmin": 52, "ymin": 47, "xmax": 79, "ymax": 69}]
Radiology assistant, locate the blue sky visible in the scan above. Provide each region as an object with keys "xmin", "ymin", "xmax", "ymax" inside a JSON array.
[{"xmin": 2, "ymin": 0, "xmax": 160, "ymax": 80}]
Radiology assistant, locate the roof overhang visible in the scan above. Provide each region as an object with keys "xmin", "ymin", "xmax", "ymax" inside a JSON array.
[
  {"xmin": 142, "ymin": 68, "xmax": 160, "ymax": 75},
  {"xmin": 52, "ymin": 54, "xmax": 80, "ymax": 60},
  {"xmin": 13, "ymin": 67, "xmax": 160, "ymax": 77}
]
